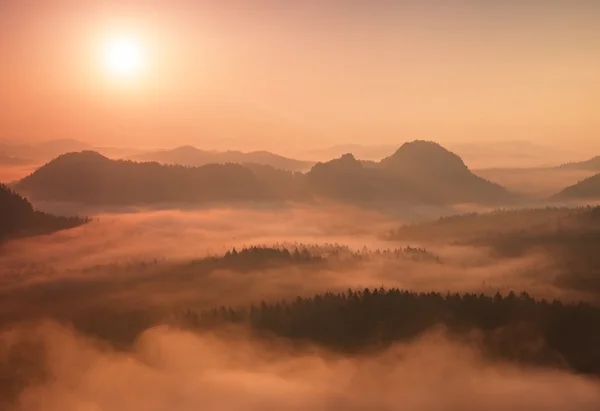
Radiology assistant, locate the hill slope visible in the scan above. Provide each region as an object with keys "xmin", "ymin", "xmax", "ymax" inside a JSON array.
[
  {"xmin": 132, "ymin": 146, "xmax": 313, "ymax": 172},
  {"xmin": 308, "ymin": 141, "xmax": 514, "ymax": 204},
  {"xmin": 15, "ymin": 151, "xmax": 299, "ymax": 205},
  {"xmin": 380, "ymin": 140, "xmax": 512, "ymax": 203},
  {"xmin": 16, "ymin": 142, "xmax": 515, "ymax": 206},
  {"xmin": 554, "ymin": 173, "xmax": 600, "ymax": 200},
  {"xmin": 0, "ymin": 184, "xmax": 88, "ymax": 242},
  {"xmin": 559, "ymin": 156, "xmax": 600, "ymax": 171},
  {"xmin": 389, "ymin": 206, "xmax": 600, "ymax": 295}
]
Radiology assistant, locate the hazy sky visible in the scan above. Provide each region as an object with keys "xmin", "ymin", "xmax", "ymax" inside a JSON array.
[{"xmin": 1, "ymin": 1, "xmax": 599, "ymax": 152}]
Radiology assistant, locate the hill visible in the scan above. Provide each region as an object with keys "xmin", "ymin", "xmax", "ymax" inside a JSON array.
[
  {"xmin": 389, "ymin": 206, "xmax": 600, "ymax": 295},
  {"xmin": 15, "ymin": 151, "xmax": 300, "ymax": 205},
  {"xmin": 307, "ymin": 153, "xmax": 409, "ymax": 201},
  {"xmin": 388, "ymin": 207, "xmax": 595, "ymax": 243},
  {"xmin": 307, "ymin": 141, "xmax": 514, "ymax": 204},
  {"xmin": 16, "ymin": 142, "xmax": 515, "ymax": 206},
  {"xmin": 0, "ymin": 184, "xmax": 88, "ymax": 242},
  {"xmin": 558, "ymin": 156, "xmax": 600, "ymax": 171},
  {"xmin": 182, "ymin": 288, "xmax": 600, "ymax": 374},
  {"xmin": 553, "ymin": 173, "xmax": 600, "ymax": 200},
  {"xmin": 380, "ymin": 141, "xmax": 513, "ymax": 203},
  {"xmin": 304, "ymin": 144, "xmax": 397, "ymax": 161},
  {"xmin": 132, "ymin": 146, "xmax": 313, "ymax": 172}
]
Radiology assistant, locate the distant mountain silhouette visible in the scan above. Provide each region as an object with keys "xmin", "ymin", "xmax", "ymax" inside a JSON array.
[
  {"xmin": 0, "ymin": 139, "xmax": 91, "ymax": 162},
  {"xmin": 308, "ymin": 141, "xmax": 514, "ymax": 204},
  {"xmin": 380, "ymin": 141, "xmax": 513, "ymax": 203},
  {"xmin": 553, "ymin": 173, "xmax": 600, "ymax": 200},
  {"xmin": 132, "ymin": 146, "xmax": 313, "ymax": 172},
  {"xmin": 307, "ymin": 153, "xmax": 414, "ymax": 201},
  {"xmin": 306, "ymin": 140, "xmax": 579, "ymax": 168},
  {"xmin": 16, "ymin": 142, "xmax": 515, "ymax": 206},
  {"xmin": 449, "ymin": 140, "xmax": 579, "ymax": 169},
  {"xmin": 558, "ymin": 156, "xmax": 600, "ymax": 171},
  {"xmin": 16, "ymin": 151, "xmax": 286, "ymax": 205},
  {"xmin": 0, "ymin": 152, "xmax": 29, "ymax": 166},
  {"xmin": 0, "ymin": 184, "xmax": 88, "ymax": 242},
  {"xmin": 305, "ymin": 144, "xmax": 398, "ymax": 161}
]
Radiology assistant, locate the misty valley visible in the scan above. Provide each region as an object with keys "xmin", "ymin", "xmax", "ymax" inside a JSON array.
[
  {"xmin": 1, "ymin": 140, "xmax": 600, "ymax": 410},
  {"xmin": 3, "ymin": 3, "xmax": 600, "ymax": 407}
]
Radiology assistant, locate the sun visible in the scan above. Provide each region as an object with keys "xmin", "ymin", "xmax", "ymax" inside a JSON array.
[{"xmin": 101, "ymin": 34, "xmax": 146, "ymax": 79}]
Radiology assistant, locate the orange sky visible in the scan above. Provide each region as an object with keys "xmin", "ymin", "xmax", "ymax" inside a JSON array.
[{"xmin": 1, "ymin": 1, "xmax": 599, "ymax": 152}]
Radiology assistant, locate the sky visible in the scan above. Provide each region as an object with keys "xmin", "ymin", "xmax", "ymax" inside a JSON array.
[{"xmin": 1, "ymin": 1, "xmax": 599, "ymax": 152}]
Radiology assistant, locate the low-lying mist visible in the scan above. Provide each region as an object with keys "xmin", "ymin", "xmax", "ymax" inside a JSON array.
[
  {"xmin": 0, "ymin": 207, "xmax": 594, "ymax": 338},
  {"xmin": 1, "ymin": 205, "xmax": 394, "ymax": 268},
  {"xmin": 3, "ymin": 322, "xmax": 600, "ymax": 411},
  {"xmin": 1, "ymin": 205, "xmax": 599, "ymax": 409}
]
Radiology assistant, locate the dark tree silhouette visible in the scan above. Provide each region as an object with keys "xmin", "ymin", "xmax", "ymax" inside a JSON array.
[
  {"xmin": 390, "ymin": 207, "xmax": 600, "ymax": 294},
  {"xmin": 16, "ymin": 142, "xmax": 517, "ymax": 206},
  {"xmin": 179, "ymin": 288, "xmax": 600, "ymax": 375},
  {"xmin": 0, "ymin": 184, "xmax": 88, "ymax": 242}
]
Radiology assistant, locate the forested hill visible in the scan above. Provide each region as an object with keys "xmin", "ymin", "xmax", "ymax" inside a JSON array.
[
  {"xmin": 0, "ymin": 184, "xmax": 88, "ymax": 242},
  {"xmin": 553, "ymin": 173, "xmax": 600, "ymax": 200},
  {"xmin": 16, "ymin": 151, "xmax": 306, "ymax": 204},
  {"xmin": 132, "ymin": 145, "xmax": 313, "ymax": 172},
  {"xmin": 16, "ymin": 142, "xmax": 517, "ymax": 206},
  {"xmin": 307, "ymin": 140, "xmax": 515, "ymax": 204},
  {"xmin": 180, "ymin": 288, "xmax": 600, "ymax": 375}
]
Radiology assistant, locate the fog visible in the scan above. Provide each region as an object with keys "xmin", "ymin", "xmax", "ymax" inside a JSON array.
[
  {"xmin": 0, "ymin": 205, "xmax": 393, "ymax": 269},
  {"xmin": 3, "ymin": 322, "xmax": 600, "ymax": 411},
  {"xmin": 1, "ymin": 206, "xmax": 594, "ymax": 322},
  {"xmin": 1, "ymin": 206, "xmax": 599, "ymax": 409},
  {"xmin": 0, "ymin": 206, "xmax": 589, "ymax": 314}
]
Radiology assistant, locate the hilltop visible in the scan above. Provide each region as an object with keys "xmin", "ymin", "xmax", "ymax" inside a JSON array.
[
  {"xmin": 15, "ymin": 151, "xmax": 286, "ymax": 205},
  {"xmin": 381, "ymin": 141, "xmax": 512, "ymax": 203},
  {"xmin": 308, "ymin": 141, "xmax": 515, "ymax": 204},
  {"xmin": 15, "ymin": 141, "xmax": 516, "ymax": 206}
]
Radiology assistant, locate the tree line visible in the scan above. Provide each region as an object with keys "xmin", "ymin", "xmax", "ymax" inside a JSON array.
[
  {"xmin": 183, "ymin": 245, "xmax": 441, "ymax": 272},
  {"xmin": 0, "ymin": 184, "xmax": 88, "ymax": 242},
  {"xmin": 177, "ymin": 288, "xmax": 600, "ymax": 375}
]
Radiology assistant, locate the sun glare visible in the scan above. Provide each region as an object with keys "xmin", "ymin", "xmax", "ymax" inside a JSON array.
[{"xmin": 101, "ymin": 34, "xmax": 146, "ymax": 79}]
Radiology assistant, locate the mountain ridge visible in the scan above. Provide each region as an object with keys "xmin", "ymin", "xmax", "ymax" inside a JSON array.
[
  {"xmin": 131, "ymin": 145, "xmax": 314, "ymax": 172},
  {"xmin": 558, "ymin": 156, "xmax": 600, "ymax": 171},
  {"xmin": 308, "ymin": 140, "xmax": 514, "ymax": 204},
  {"xmin": 16, "ymin": 141, "xmax": 518, "ymax": 206}
]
